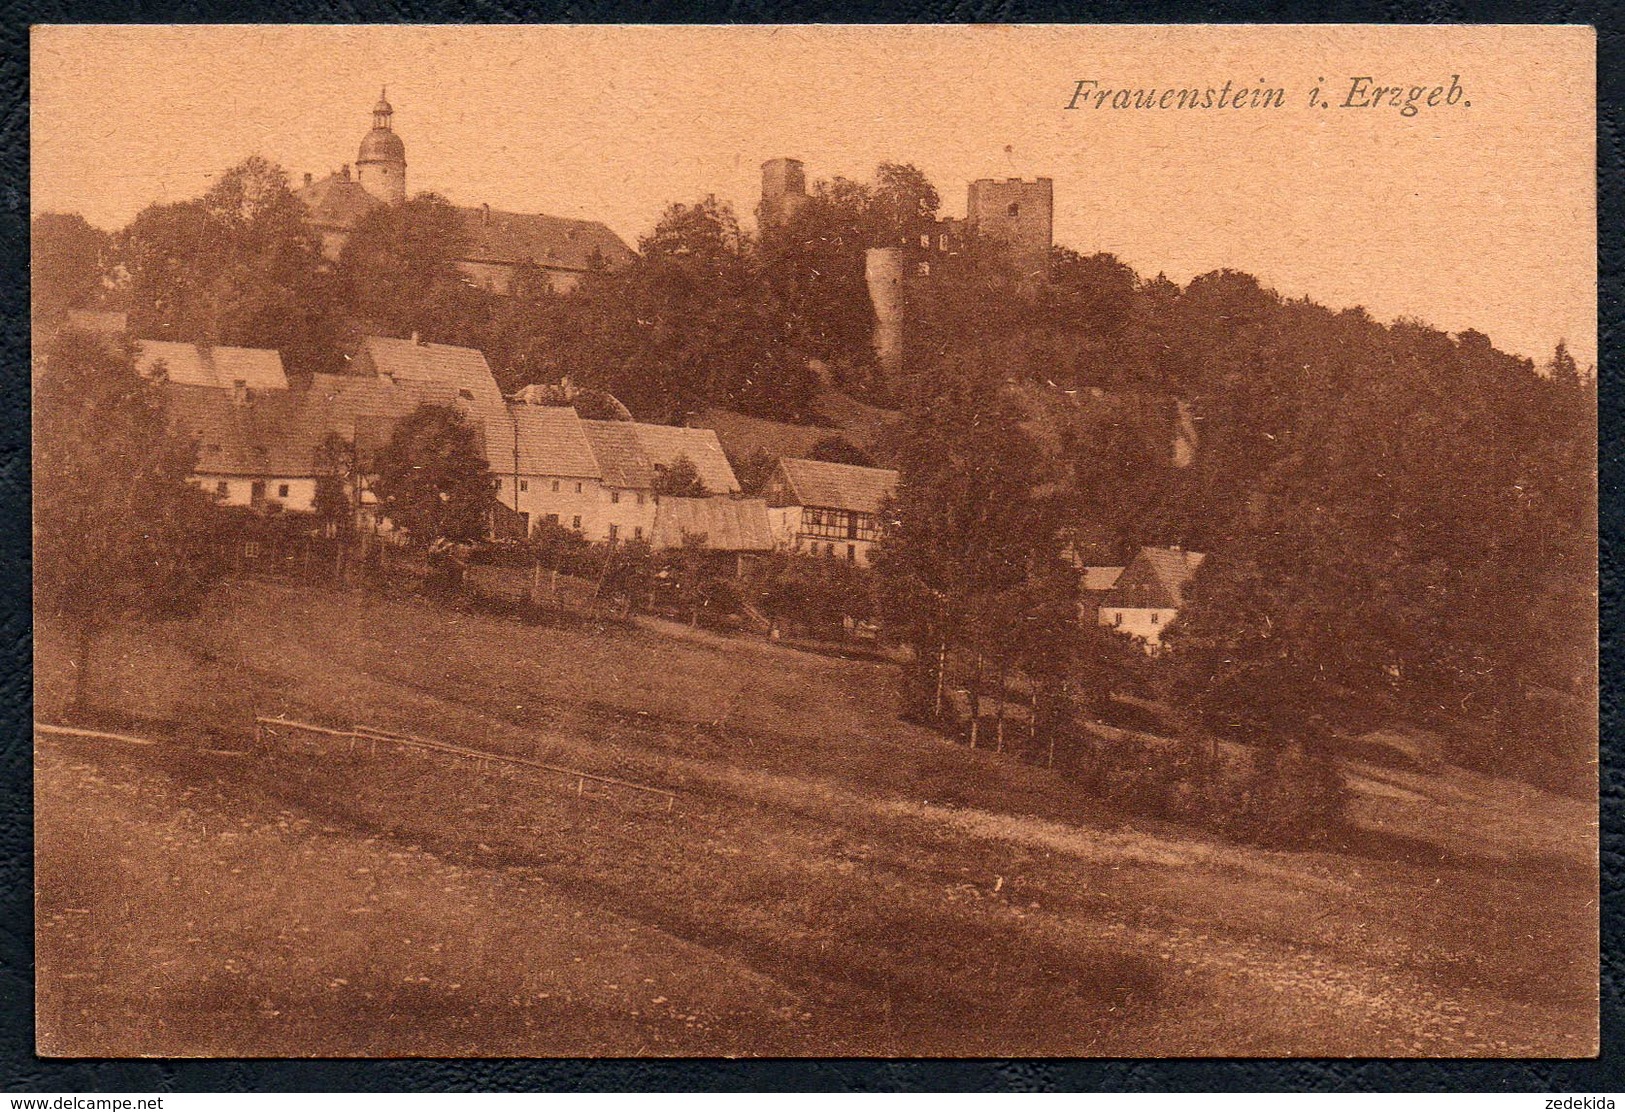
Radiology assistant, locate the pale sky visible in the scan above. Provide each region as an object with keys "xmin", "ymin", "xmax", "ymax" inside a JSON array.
[{"xmin": 31, "ymin": 24, "xmax": 1596, "ymax": 366}]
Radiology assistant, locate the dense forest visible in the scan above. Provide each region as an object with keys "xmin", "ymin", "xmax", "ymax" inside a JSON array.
[{"xmin": 34, "ymin": 154, "xmax": 1597, "ymax": 790}]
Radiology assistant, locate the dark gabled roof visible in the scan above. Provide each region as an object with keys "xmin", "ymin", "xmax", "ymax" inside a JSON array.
[
  {"xmin": 651, "ymin": 497, "xmax": 776, "ymax": 553},
  {"xmin": 772, "ymin": 457, "xmax": 898, "ymax": 515},
  {"xmin": 355, "ymin": 336, "xmax": 512, "ymax": 463},
  {"xmin": 511, "ymin": 404, "xmax": 601, "ymax": 479},
  {"xmin": 136, "ymin": 341, "xmax": 288, "ymax": 391},
  {"xmin": 580, "ymin": 420, "xmax": 654, "ymax": 490},
  {"xmin": 296, "ymin": 173, "xmax": 382, "ymax": 231},
  {"xmin": 164, "ymin": 372, "xmax": 451, "ymax": 478},
  {"xmin": 629, "ymin": 423, "xmax": 739, "ymax": 495},
  {"xmin": 456, "ymin": 207, "xmax": 635, "ymax": 273},
  {"xmin": 1101, "ymin": 547, "xmax": 1206, "ymax": 610}
]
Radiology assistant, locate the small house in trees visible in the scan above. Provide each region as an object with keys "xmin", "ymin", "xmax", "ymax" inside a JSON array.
[
  {"xmin": 1076, "ymin": 564, "xmax": 1125, "ymax": 623},
  {"xmin": 1097, "ymin": 546, "xmax": 1206, "ymax": 654},
  {"xmin": 762, "ymin": 457, "xmax": 898, "ymax": 566}
]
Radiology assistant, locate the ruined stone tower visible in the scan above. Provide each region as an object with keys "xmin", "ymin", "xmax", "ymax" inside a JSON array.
[
  {"xmin": 864, "ymin": 246, "xmax": 911, "ymax": 383},
  {"xmin": 965, "ymin": 177, "xmax": 1053, "ymax": 273},
  {"xmin": 759, "ymin": 158, "xmax": 809, "ymax": 228}
]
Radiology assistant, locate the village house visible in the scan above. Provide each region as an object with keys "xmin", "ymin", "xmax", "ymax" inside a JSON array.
[
  {"xmin": 649, "ymin": 496, "xmax": 777, "ymax": 578},
  {"xmin": 1096, "ymin": 545, "xmax": 1206, "ymax": 653},
  {"xmin": 762, "ymin": 457, "xmax": 899, "ymax": 566},
  {"xmin": 161, "ymin": 360, "xmax": 457, "ymax": 517},
  {"xmin": 500, "ymin": 402, "xmax": 739, "ymax": 544},
  {"xmin": 349, "ymin": 334, "xmax": 513, "ymax": 461}
]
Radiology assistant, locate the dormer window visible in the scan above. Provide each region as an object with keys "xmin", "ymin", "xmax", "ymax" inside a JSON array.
[
  {"xmin": 458, "ymin": 388, "xmax": 475, "ymax": 401},
  {"xmin": 1007, "ymin": 202, "xmax": 1020, "ymax": 217}
]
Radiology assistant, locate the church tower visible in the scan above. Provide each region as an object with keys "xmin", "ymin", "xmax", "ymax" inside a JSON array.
[{"xmin": 356, "ymin": 90, "xmax": 406, "ymax": 204}]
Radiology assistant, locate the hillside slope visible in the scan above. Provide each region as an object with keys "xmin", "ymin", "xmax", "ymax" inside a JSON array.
[{"xmin": 34, "ymin": 581, "xmax": 1596, "ymax": 1056}]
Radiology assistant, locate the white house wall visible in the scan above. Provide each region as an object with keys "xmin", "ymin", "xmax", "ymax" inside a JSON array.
[
  {"xmin": 1098, "ymin": 606, "xmax": 1179, "ymax": 652},
  {"xmin": 500, "ymin": 475, "xmax": 659, "ymax": 544},
  {"xmin": 191, "ymin": 474, "xmax": 318, "ymax": 514}
]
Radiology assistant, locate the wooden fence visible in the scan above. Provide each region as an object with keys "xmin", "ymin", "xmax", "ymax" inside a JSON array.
[{"xmin": 254, "ymin": 715, "xmax": 676, "ymax": 812}]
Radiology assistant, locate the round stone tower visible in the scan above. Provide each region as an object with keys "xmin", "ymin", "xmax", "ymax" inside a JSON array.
[
  {"xmin": 356, "ymin": 90, "xmax": 406, "ymax": 205},
  {"xmin": 864, "ymin": 246, "xmax": 910, "ymax": 383}
]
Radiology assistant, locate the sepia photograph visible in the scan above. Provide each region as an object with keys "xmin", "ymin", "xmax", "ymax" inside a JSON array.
[{"xmin": 29, "ymin": 24, "xmax": 1597, "ymax": 1058}]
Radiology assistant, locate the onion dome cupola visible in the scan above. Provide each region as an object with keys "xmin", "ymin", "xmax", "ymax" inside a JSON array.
[{"xmin": 356, "ymin": 87, "xmax": 406, "ymax": 204}]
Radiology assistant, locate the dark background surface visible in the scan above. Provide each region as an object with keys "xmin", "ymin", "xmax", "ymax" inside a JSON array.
[{"xmin": 0, "ymin": 0, "xmax": 1618, "ymax": 1092}]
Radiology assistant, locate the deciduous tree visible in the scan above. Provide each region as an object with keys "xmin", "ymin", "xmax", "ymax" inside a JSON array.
[
  {"xmin": 371, "ymin": 404, "xmax": 495, "ymax": 547},
  {"xmin": 34, "ymin": 331, "xmax": 224, "ymax": 713}
]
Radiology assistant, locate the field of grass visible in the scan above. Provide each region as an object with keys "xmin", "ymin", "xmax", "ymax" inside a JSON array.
[{"xmin": 34, "ymin": 579, "xmax": 1597, "ymax": 1057}]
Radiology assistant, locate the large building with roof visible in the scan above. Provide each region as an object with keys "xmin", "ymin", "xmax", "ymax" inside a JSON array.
[
  {"xmin": 351, "ymin": 335, "xmax": 512, "ymax": 461},
  {"xmin": 162, "ymin": 360, "xmax": 456, "ymax": 516},
  {"xmin": 296, "ymin": 93, "xmax": 635, "ymax": 291},
  {"xmin": 762, "ymin": 456, "xmax": 899, "ymax": 566}
]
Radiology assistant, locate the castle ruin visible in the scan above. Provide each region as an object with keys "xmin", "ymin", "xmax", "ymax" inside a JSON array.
[{"xmin": 759, "ymin": 160, "xmax": 1055, "ymax": 384}]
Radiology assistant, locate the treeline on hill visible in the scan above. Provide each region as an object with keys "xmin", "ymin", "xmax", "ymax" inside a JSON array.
[
  {"xmin": 877, "ymin": 240, "xmax": 1596, "ymax": 798},
  {"xmin": 34, "ymin": 157, "xmax": 944, "ymax": 424}
]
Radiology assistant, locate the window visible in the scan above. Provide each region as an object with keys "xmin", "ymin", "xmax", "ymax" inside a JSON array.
[
  {"xmin": 826, "ymin": 542, "xmax": 836, "ymax": 557},
  {"xmin": 215, "ymin": 480, "xmax": 229, "ymax": 497},
  {"xmin": 939, "ymin": 233, "xmax": 949, "ymax": 251},
  {"xmin": 611, "ymin": 491, "xmax": 620, "ymax": 504},
  {"xmin": 636, "ymin": 492, "xmax": 645, "ymax": 506},
  {"xmin": 919, "ymin": 234, "xmax": 931, "ymax": 249},
  {"xmin": 495, "ymin": 477, "xmax": 503, "ymax": 491},
  {"xmin": 575, "ymin": 482, "xmax": 583, "ymax": 494},
  {"xmin": 571, "ymin": 515, "xmax": 582, "ymax": 530},
  {"xmin": 243, "ymin": 541, "xmax": 261, "ymax": 559},
  {"xmin": 1150, "ymin": 612, "xmax": 1160, "ymax": 625},
  {"xmin": 545, "ymin": 513, "xmax": 559, "ymax": 525},
  {"xmin": 519, "ymin": 479, "xmax": 529, "ymax": 493},
  {"xmin": 1007, "ymin": 202, "xmax": 1020, "ymax": 217},
  {"xmin": 847, "ymin": 544, "xmax": 856, "ymax": 562},
  {"xmin": 458, "ymin": 388, "xmax": 475, "ymax": 401},
  {"xmin": 608, "ymin": 524, "xmax": 619, "ymax": 541},
  {"xmin": 277, "ymin": 483, "xmax": 290, "ymax": 499},
  {"xmin": 916, "ymin": 262, "xmax": 930, "ymax": 277},
  {"xmin": 1113, "ymin": 612, "xmax": 1124, "ymax": 628},
  {"xmin": 634, "ymin": 526, "xmax": 643, "ymax": 541},
  {"xmin": 552, "ymin": 480, "xmax": 560, "ymax": 492}
]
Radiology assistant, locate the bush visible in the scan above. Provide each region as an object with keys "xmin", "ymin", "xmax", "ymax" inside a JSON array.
[
  {"xmin": 1221, "ymin": 744, "xmax": 1349, "ymax": 848},
  {"xmin": 1061, "ymin": 724, "xmax": 1348, "ymax": 848}
]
